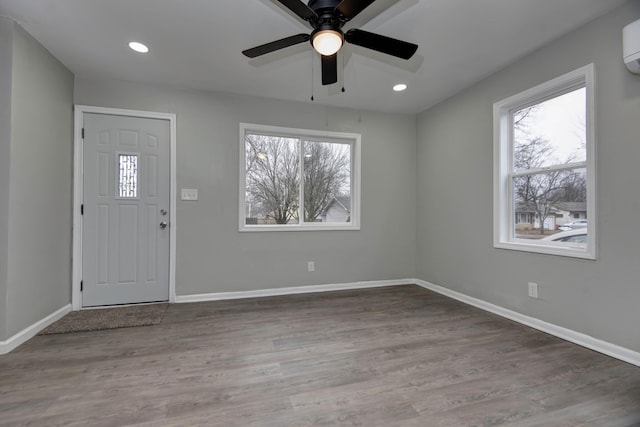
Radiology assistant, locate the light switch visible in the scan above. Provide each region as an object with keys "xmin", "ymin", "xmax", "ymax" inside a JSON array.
[{"xmin": 181, "ymin": 188, "xmax": 198, "ymax": 201}]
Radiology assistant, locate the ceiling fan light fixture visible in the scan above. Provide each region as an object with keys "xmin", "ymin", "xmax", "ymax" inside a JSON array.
[{"xmin": 312, "ymin": 29, "xmax": 344, "ymax": 56}]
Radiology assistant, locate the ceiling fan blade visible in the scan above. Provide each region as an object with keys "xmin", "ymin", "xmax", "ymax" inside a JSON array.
[
  {"xmin": 321, "ymin": 54, "xmax": 338, "ymax": 85},
  {"xmin": 242, "ymin": 34, "xmax": 310, "ymax": 58},
  {"xmin": 275, "ymin": 0, "xmax": 318, "ymax": 22},
  {"xmin": 345, "ymin": 28, "xmax": 418, "ymax": 60},
  {"xmin": 335, "ymin": 0, "xmax": 376, "ymax": 20}
]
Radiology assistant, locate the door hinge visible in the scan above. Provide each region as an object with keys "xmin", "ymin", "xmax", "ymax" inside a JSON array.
[
  {"xmin": 80, "ymin": 280, "xmax": 83, "ymax": 291},
  {"xmin": 81, "ymin": 204, "xmax": 84, "ymax": 215},
  {"xmin": 81, "ymin": 128, "xmax": 85, "ymax": 139}
]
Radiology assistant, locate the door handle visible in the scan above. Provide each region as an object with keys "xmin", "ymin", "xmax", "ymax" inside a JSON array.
[{"xmin": 159, "ymin": 221, "xmax": 168, "ymax": 230}]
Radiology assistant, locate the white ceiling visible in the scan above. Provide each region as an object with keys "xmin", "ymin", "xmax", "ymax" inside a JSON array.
[{"xmin": 0, "ymin": 0, "xmax": 627, "ymax": 114}]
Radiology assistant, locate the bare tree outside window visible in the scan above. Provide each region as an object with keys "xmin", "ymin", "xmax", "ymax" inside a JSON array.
[
  {"xmin": 303, "ymin": 141, "xmax": 350, "ymax": 222},
  {"xmin": 511, "ymin": 87, "xmax": 587, "ymax": 237},
  {"xmin": 245, "ymin": 134, "xmax": 300, "ymax": 224},
  {"xmin": 244, "ymin": 133, "xmax": 352, "ymax": 226}
]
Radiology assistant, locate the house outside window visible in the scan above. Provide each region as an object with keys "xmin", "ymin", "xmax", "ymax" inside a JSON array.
[
  {"xmin": 239, "ymin": 123, "xmax": 360, "ymax": 231},
  {"xmin": 493, "ymin": 64, "xmax": 596, "ymax": 259}
]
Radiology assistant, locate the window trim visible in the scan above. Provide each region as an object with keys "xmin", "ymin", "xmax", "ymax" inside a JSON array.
[
  {"xmin": 239, "ymin": 123, "xmax": 361, "ymax": 232},
  {"xmin": 493, "ymin": 64, "xmax": 596, "ymax": 259}
]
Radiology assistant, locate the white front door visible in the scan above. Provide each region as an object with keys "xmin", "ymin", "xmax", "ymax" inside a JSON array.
[{"xmin": 82, "ymin": 113, "xmax": 170, "ymax": 307}]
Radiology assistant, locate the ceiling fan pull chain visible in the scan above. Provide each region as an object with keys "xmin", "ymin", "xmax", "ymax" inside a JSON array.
[
  {"xmin": 311, "ymin": 50, "xmax": 315, "ymax": 101},
  {"xmin": 341, "ymin": 50, "xmax": 346, "ymax": 93}
]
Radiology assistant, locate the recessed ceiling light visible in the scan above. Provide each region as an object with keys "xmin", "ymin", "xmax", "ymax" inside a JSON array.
[
  {"xmin": 128, "ymin": 41, "xmax": 149, "ymax": 53},
  {"xmin": 393, "ymin": 83, "xmax": 407, "ymax": 92}
]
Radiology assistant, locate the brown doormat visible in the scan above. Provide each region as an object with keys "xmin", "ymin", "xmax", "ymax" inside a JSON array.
[{"xmin": 39, "ymin": 303, "xmax": 169, "ymax": 335}]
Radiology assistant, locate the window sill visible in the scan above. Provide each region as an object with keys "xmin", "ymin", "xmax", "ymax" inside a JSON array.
[
  {"xmin": 494, "ymin": 240, "xmax": 596, "ymax": 260},
  {"xmin": 239, "ymin": 224, "xmax": 360, "ymax": 232}
]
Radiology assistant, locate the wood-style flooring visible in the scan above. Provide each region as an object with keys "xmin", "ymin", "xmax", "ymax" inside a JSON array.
[{"xmin": 1, "ymin": 285, "xmax": 639, "ymax": 426}]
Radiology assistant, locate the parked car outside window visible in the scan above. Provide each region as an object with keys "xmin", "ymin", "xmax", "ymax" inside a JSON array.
[
  {"xmin": 558, "ymin": 220, "xmax": 587, "ymax": 231},
  {"xmin": 542, "ymin": 229, "xmax": 587, "ymax": 244}
]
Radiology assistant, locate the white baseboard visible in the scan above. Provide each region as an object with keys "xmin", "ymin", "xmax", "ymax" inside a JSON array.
[
  {"xmin": 175, "ymin": 279, "xmax": 412, "ymax": 303},
  {"xmin": 414, "ymin": 279, "xmax": 640, "ymax": 367},
  {"xmin": 0, "ymin": 304, "xmax": 72, "ymax": 355}
]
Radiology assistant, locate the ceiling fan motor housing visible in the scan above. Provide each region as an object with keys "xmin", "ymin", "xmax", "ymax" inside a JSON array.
[
  {"xmin": 308, "ymin": 0, "xmax": 348, "ymax": 29},
  {"xmin": 308, "ymin": 0, "xmax": 342, "ymax": 14}
]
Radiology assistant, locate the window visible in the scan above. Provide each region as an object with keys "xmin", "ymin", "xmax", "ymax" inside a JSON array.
[
  {"xmin": 118, "ymin": 153, "xmax": 138, "ymax": 198},
  {"xmin": 493, "ymin": 64, "xmax": 596, "ymax": 259},
  {"xmin": 239, "ymin": 123, "xmax": 360, "ymax": 231}
]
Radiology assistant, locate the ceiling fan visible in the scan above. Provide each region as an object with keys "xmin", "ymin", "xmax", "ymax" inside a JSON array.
[{"xmin": 242, "ymin": 0, "xmax": 418, "ymax": 85}]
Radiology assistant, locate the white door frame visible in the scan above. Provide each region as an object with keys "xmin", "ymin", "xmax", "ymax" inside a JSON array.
[{"xmin": 72, "ymin": 105, "xmax": 177, "ymax": 310}]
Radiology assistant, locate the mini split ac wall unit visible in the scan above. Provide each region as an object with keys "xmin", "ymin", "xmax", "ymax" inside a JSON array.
[{"xmin": 623, "ymin": 19, "xmax": 640, "ymax": 74}]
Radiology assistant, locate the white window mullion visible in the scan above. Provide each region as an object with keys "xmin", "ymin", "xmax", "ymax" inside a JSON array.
[
  {"xmin": 298, "ymin": 138, "xmax": 305, "ymax": 226},
  {"xmin": 510, "ymin": 162, "xmax": 588, "ymax": 177}
]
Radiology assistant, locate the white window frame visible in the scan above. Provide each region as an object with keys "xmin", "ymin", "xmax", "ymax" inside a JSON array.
[
  {"xmin": 493, "ymin": 64, "xmax": 596, "ymax": 259},
  {"xmin": 239, "ymin": 123, "xmax": 361, "ymax": 232}
]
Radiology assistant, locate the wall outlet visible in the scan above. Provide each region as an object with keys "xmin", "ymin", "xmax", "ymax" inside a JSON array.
[
  {"xmin": 307, "ymin": 261, "xmax": 315, "ymax": 272},
  {"xmin": 528, "ymin": 282, "xmax": 539, "ymax": 299}
]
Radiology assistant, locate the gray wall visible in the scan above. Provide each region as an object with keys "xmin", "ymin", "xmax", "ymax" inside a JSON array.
[
  {"xmin": 416, "ymin": 1, "xmax": 640, "ymax": 352},
  {"xmin": 75, "ymin": 79, "xmax": 417, "ymax": 295},
  {"xmin": 4, "ymin": 23, "xmax": 74, "ymax": 338},
  {"xmin": 0, "ymin": 17, "xmax": 14, "ymax": 341}
]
